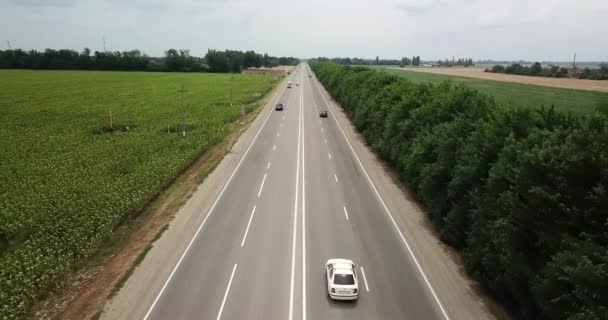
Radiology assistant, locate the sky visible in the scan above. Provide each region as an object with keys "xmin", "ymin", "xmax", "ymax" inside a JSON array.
[{"xmin": 1, "ymin": 0, "xmax": 607, "ymax": 61}]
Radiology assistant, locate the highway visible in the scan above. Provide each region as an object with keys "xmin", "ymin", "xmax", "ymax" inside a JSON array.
[{"xmin": 142, "ymin": 63, "xmax": 449, "ymax": 320}]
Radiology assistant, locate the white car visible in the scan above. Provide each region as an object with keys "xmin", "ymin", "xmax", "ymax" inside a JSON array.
[{"xmin": 325, "ymin": 259, "xmax": 359, "ymax": 300}]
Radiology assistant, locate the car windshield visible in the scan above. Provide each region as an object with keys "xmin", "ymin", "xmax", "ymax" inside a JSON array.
[{"xmin": 334, "ymin": 274, "xmax": 355, "ymax": 285}]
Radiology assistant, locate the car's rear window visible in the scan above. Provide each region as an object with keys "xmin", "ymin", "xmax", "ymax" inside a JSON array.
[{"xmin": 334, "ymin": 274, "xmax": 355, "ymax": 285}]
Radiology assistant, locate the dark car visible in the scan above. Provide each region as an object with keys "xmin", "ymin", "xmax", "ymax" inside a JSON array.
[
  {"xmin": 275, "ymin": 103, "xmax": 284, "ymax": 111},
  {"xmin": 319, "ymin": 110, "xmax": 328, "ymax": 118}
]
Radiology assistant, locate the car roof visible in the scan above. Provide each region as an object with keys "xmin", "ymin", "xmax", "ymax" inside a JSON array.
[
  {"xmin": 334, "ymin": 265, "xmax": 354, "ymax": 275},
  {"xmin": 327, "ymin": 258, "xmax": 354, "ymax": 265},
  {"xmin": 327, "ymin": 259, "xmax": 355, "ymax": 274}
]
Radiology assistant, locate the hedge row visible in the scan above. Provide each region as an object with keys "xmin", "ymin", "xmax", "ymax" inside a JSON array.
[{"xmin": 310, "ymin": 62, "xmax": 608, "ymax": 319}]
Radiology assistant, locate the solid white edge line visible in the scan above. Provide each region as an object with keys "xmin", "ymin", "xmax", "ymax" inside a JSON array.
[
  {"xmin": 313, "ymin": 76, "xmax": 452, "ymax": 320},
  {"xmin": 343, "ymin": 206, "xmax": 349, "ymax": 221},
  {"xmin": 257, "ymin": 173, "xmax": 267, "ymax": 198},
  {"xmin": 142, "ymin": 79, "xmax": 287, "ymax": 320},
  {"xmin": 267, "ymin": 161, "xmax": 271, "ymax": 169},
  {"xmin": 216, "ymin": 263, "xmax": 238, "ymax": 320},
  {"xmin": 288, "ymin": 73, "xmax": 302, "ymax": 320},
  {"xmin": 328, "ymin": 152, "xmax": 332, "ymax": 159},
  {"xmin": 301, "ymin": 69, "xmax": 307, "ymax": 320},
  {"xmin": 334, "ymin": 174, "xmax": 338, "ymax": 183},
  {"xmin": 360, "ymin": 266, "xmax": 370, "ymax": 292},
  {"xmin": 240, "ymin": 206, "xmax": 257, "ymax": 247}
]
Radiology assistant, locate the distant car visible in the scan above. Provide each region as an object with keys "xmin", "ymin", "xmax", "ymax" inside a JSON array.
[
  {"xmin": 326, "ymin": 259, "xmax": 359, "ymax": 300},
  {"xmin": 296, "ymin": 82, "xmax": 300, "ymax": 86},
  {"xmin": 319, "ymin": 110, "xmax": 328, "ymax": 118},
  {"xmin": 275, "ymin": 103, "xmax": 284, "ymax": 111},
  {"xmin": 308, "ymin": 75, "xmax": 312, "ymax": 78},
  {"xmin": 287, "ymin": 81, "xmax": 292, "ymax": 88}
]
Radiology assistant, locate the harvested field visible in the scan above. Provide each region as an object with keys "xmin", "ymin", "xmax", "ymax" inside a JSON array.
[
  {"xmin": 371, "ymin": 67, "xmax": 608, "ymax": 115},
  {"xmin": 398, "ymin": 67, "xmax": 608, "ymax": 93}
]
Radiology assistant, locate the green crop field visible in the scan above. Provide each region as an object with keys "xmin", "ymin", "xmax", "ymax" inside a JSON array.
[
  {"xmin": 0, "ymin": 70, "xmax": 276, "ymax": 318},
  {"xmin": 366, "ymin": 66, "xmax": 608, "ymax": 115}
]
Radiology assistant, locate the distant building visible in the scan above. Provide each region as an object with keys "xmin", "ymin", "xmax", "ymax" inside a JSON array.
[{"xmin": 568, "ymin": 67, "xmax": 584, "ymax": 77}]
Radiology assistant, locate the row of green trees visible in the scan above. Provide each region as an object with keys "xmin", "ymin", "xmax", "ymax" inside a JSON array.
[
  {"xmin": 411, "ymin": 56, "xmax": 421, "ymax": 66},
  {"xmin": 0, "ymin": 48, "xmax": 152, "ymax": 71},
  {"xmin": 436, "ymin": 57, "xmax": 474, "ymax": 66},
  {"xmin": 0, "ymin": 48, "xmax": 299, "ymax": 72},
  {"xmin": 487, "ymin": 62, "xmax": 608, "ymax": 80},
  {"xmin": 317, "ymin": 57, "xmax": 399, "ymax": 65},
  {"xmin": 315, "ymin": 56, "xmax": 422, "ymax": 66},
  {"xmin": 205, "ymin": 49, "xmax": 299, "ymax": 73},
  {"xmin": 310, "ymin": 61, "xmax": 608, "ymax": 320},
  {"xmin": 579, "ymin": 65, "xmax": 608, "ymax": 80},
  {"xmin": 400, "ymin": 56, "xmax": 422, "ymax": 66},
  {"xmin": 487, "ymin": 62, "xmax": 569, "ymax": 78}
]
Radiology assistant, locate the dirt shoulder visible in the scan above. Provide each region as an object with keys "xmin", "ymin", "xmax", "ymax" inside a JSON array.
[
  {"xmin": 31, "ymin": 76, "xmax": 287, "ymax": 320},
  {"xmin": 315, "ymin": 77, "xmax": 509, "ymax": 319},
  {"xmin": 399, "ymin": 67, "xmax": 608, "ymax": 93}
]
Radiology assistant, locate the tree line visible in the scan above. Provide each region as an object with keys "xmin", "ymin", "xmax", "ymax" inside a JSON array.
[
  {"xmin": 313, "ymin": 56, "xmax": 475, "ymax": 67},
  {"xmin": 436, "ymin": 57, "xmax": 474, "ymax": 67},
  {"xmin": 401, "ymin": 56, "xmax": 421, "ymax": 66},
  {"xmin": 310, "ymin": 61, "xmax": 608, "ymax": 320},
  {"xmin": 314, "ymin": 56, "xmax": 423, "ymax": 66},
  {"xmin": 579, "ymin": 65, "xmax": 608, "ymax": 80},
  {"xmin": 487, "ymin": 62, "xmax": 608, "ymax": 80},
  {"xmin": 0, "ymin": 48, "xmax": 299, "ymax": 72},
  {"xmin": 487, "ymin": 62, "xmax": 569, "ymax": 78},
  {"xmin": 316, "ymin": 57, "xmax": 401, "ymax": 65},
  {"xmin": 204, "ymin": 49, "xmax": 299, "ymax": 73}
]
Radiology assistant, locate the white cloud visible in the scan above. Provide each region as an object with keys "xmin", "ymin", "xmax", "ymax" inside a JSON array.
[
  {"xmin": 394, "ymin": 0, "xmax": 437, "ymax": 13},
  {"xmin": 9, "ymin": 0, "xmax": 76, "ymax": 7},
  {"xmin": 0, "ymin": 0, "xmax": 606, "ymax": 61}
]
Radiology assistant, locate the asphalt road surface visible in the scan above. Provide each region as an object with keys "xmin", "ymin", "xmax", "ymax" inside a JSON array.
[{"xmin": 142, "ymin": 64, "xmax": 449, "ymax": 320}]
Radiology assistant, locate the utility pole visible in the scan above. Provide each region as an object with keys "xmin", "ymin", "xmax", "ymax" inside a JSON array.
[
  {"xmin": 229, "ymin": 73, "xmax": 234, "ymax": 108},
  {"xmin": 572, "ymin": 53, "xmax": 577, "ymax": 69},
  {"xmin": 179, "ymin": 85, "xmax": 187, "ymax": 137}
]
